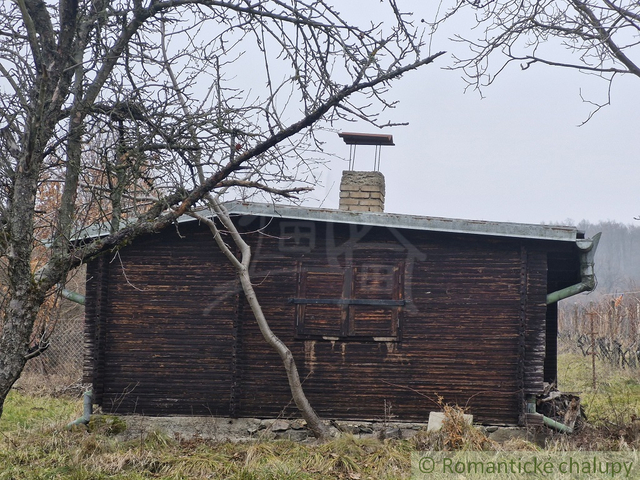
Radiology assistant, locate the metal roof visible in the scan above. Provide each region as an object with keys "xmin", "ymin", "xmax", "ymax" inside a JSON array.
[
  {"xmin": 205, "ymin": 201, "xmax": 580, "ymax": 242},
  {"xmin": 76, "ymin": 201, "xmax": 581, "ymax": 243}
]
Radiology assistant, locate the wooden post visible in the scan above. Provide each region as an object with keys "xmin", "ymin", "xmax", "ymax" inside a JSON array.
[{"xmin": 589, "ymin": 306, "xmax": 596, "ymax": 389}]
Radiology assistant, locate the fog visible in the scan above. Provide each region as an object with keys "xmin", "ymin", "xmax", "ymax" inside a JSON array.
[{"xmin": 304, "ymin": 2, "xmax": 640, "ymax": 226}]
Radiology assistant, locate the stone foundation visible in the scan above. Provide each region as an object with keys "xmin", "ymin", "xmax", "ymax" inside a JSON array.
[
  {"xmin": 111, "ymin": 415, "xmax": 428, "ymax": 442},
  {"xmin": 103, "ymin": 414, "xmax": 545, "ymax": 445}
]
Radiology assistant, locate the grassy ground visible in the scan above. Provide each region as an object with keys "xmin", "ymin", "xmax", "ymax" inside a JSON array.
[
  {"xmin": 558, "ymin": 353, "xmax": 640, "ymax": 423},
  {"xmin": 0, "ymin": 390, "xmax": 80, "ymax": 433},
  {"xmin": 557, "ymin": 352, "xmax": 640, "ymax": 440},
  {"xmin": 1, "ymin": 353, "xmax": 640, "ymax": 478},
  {"xmin": 0, "ymin": 394, "xmax": 411, "ymax": 479}
]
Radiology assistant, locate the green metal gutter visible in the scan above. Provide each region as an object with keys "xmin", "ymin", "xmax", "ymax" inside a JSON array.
[
  {"xmin": 67, "ymin": 390, "xmax": 92, "ymax": 429},
  {"xmin": 542, "ymin": 415, "xmax": 574, "ymax": 434},
  {"xmin": 527, "ymin": 396, "xmax": 574, "ymax": 433},
  {"xmin": 546, "ymin": 232, "xmax": 602, "ymax": 305},
  {"xmin": 535, "ymin": 234, "xmax": 601, "ymax": 432},
  {"xmin": 61, "ymin": 288, "xmax": 86, "ymax": 305}
]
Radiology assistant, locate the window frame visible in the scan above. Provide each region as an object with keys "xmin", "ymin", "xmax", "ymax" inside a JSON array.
[{"xmin": 291, "ymin": 262, "xmax": 405, "ymax": 342}]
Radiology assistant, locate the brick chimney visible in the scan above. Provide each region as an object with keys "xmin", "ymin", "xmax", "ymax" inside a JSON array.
[
  {"xmin": 339, "ymin": 170, "xmax": 385, "ymax": 213},
  {"xmin": 336, "ymin": 132, "xmax": 393, "ymax": 213}
]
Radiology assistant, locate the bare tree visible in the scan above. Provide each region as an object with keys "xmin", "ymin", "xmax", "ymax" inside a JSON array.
[
  {"xmin": 0, "ymin": 0, "xmax": 444, "ymax": 423},
  {"xmin": 164, "ymin": 36, "xmax": 328, "ymax": 436},
  {"xmin": 436, "ymin": 0, "xmax": 640, "ymax": 119},
  {"xmin": 190, "ymin": 201, "xmax": 332, "ymax": 439}
]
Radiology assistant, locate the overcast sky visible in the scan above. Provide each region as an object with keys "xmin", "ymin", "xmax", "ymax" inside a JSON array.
[{"xmin": 303, "ymin": 2, "xmax": 640, "ymax": 226}]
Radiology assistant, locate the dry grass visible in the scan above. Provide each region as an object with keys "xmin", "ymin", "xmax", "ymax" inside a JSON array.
[
  {"xmin": 556, "ymin": 352, "xmax": 640, "ymax": 449},
  {"xmin": 411, "ymin": 403, "xmax": 496, "ymax": 452},
  {"xmin": 1, "ymin": 391, "xmax": 415, "ymax": 479},
  {"xmin": 3, "ymin": 352, "xmax": 640, "ymax": 478},
  {"xmin": 12, "ymin": 371, "xmax": 86, "ymax": 399}
]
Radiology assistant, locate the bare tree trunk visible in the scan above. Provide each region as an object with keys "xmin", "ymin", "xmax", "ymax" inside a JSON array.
[
  {"xmin": 0, "ymin": 154, "xmax": 43, "ymax": 416},
  {"xmin": 236, "ymin": 262, "xmax": 331, "ymax": 441},
  {"xmin": 0, "ymin": 298, "xmax": 39, "ymax": 417},
  {"xmin": 0, "ymin": 0, "xmax": 442, "ymax": 422},
  {"xmin": 191, "ymin": 203, "xmax": 331, "ymax": 441},
  {"xmin": 162, "ymin": 21, "xmax": 329, "ymax": 439}
]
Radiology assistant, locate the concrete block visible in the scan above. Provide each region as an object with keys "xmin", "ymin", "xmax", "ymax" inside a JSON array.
[{"xmin": 427, "ymin": 411, "xmax": 473, "ymax": 432}]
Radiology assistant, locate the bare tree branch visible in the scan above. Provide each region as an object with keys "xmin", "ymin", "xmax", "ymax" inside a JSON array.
[
  {"xmin": 437, "ymin": 0, "xmax": 640, "ymax": 116},
  {"xmin": 0, "ymin": 0, "xmax": 444, "ymax": 421},
  {"xmin": 189, "ymin": 201, "xmax": 332, "ymax": 440}
]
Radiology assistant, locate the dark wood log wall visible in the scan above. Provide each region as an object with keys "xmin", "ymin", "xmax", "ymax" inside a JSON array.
[
  {"xmin": 85, "ymin": 228, "xmax": 239, "ymax": 416},
  {"xmin": 84, "ymin": 256, "xmax": 108, "ymax": 404},
  {"xmin": 85, "ymin": 216, "xmax": 561, "ymax": 425},
  {"xmin": 523, "ymin": 249, "xmax": 548, "ymax": 397},
  {"xmin": 545, "ymin": 248, "xmax": 581, "ymax": 384}
]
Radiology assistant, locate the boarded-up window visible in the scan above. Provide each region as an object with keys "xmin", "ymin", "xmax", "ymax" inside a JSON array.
[{"xmin": 292, "ymin": 263, "xmax": 404, "ymax": 340}]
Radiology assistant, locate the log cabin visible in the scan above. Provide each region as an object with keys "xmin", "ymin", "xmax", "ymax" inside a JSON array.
[{"xmin": 83, "ymin": 169, "xmax": 599, "ymax": 426}]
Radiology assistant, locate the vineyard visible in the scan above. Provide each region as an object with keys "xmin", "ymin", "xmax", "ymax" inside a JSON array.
[{"xmin": 559, "ymin": 290, "xmax": 640, "ymax": 369}]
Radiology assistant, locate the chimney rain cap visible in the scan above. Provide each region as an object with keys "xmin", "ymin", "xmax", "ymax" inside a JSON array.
[{"xmin": 338, "ymin": 132, "xmax": 394, "ymax": 146}]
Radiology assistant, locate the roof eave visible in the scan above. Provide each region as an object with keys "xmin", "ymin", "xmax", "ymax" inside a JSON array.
[
  {"xmin": 74, "ymin": 201, "xmax": 580, "ymax": 243},
  {"xmin": 214, "ymin": 201, "xmax": 579, "ymax": 242}
]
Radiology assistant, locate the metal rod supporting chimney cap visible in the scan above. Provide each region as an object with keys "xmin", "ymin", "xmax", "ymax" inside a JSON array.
[{"xmin": 338, "ymin": 132, "xmax": 395, "ymax": 171}]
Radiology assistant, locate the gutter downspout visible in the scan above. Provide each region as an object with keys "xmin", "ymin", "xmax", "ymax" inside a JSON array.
[
  {"xmin": 527, "ymin": 396, "xmax": 574, "ymax": 433},
  {"xmin": 542, "ymin": 414, "xmax": 574, "ymax": 433},
  {"xmin": 67, "ymin": 390, "xmax": 93, "ymax": 429},
  {"xmin": 60, "ymin": 288, "xmax": 86, "ymax": 305},
  {"xmin": 546, "ymin": 232, "xmax": 601, "ymax": 305},
  {"xmin": 531, "ymin": 233, "xmax": 601, "ymax": 433}
]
